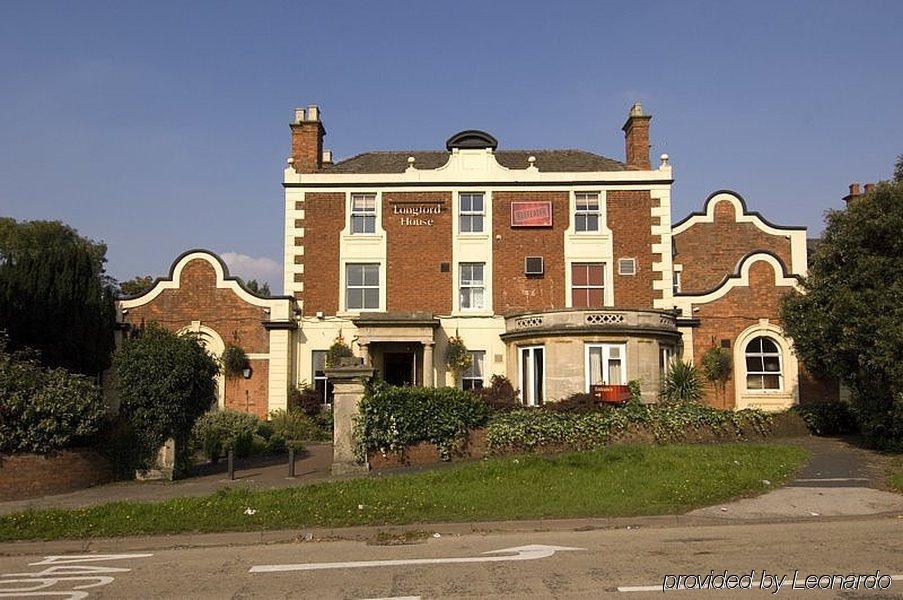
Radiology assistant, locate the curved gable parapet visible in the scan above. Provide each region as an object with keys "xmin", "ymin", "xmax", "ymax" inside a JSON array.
[
  {"xmin": 672, "ymin": 251, "xmax": 802, "ymax": 314},
  {"xmin": 673, "ymin": 190, "xmax": 807, "ymax": 233},
  {"xmin": 672, "ymin": 190, "xmax": 808, "ymax": 276},
  {"xmin": 117, "ymin": 249, "xmax": 296, "ymax": 319}
]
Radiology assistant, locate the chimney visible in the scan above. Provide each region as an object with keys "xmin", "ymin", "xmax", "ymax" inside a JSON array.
[
  {"xmin": 290, "ymin": 104, "xmax": 326, "ymax": 173},
  {"xmin": 622, "ymin": 102, "xmax": 652, "ymax": 170},
  {"xmin": 863, "ymin": 183, "xmax": 875, "ymax": 194},
  {"xmin": 843, "ymin": 182, "xmax": 862, "ymax": 204}
]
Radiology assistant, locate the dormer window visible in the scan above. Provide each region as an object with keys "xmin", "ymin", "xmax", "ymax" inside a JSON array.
[{"xmin": 350, "ymin": 194, "xmax": 376, "ymax": 234}]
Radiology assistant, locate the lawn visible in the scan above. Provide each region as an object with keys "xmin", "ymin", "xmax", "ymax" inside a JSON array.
[
  {"xmin": 890, "ymin": 458, "xmax": 903, "ymax": 493},
  {"xmin": 0, "ymin": 443, "xmax": 807, "ymax": 541}
]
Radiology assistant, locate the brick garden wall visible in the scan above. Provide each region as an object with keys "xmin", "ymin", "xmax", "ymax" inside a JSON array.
[{"xmin": 0, "ymin": 449, "xmax": 114, "ymax": 501}]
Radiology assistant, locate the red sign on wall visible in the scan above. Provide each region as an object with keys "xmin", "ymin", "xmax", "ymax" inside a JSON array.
[{"xmin": 510, "ymin": 201, "xmax": 553, "ymax": 227}]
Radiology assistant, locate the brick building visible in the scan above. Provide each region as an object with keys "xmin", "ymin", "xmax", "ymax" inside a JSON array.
[{"xmin": 118, "ymin": 103, "xmax": 829, "ymax": 413}]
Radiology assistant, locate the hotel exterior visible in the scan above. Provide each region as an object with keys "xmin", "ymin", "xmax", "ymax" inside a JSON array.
[{"xmin": 118, "ymin": 103, "xmax": 833, "ymax": 416}]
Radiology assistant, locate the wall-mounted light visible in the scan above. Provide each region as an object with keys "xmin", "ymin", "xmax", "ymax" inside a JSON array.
[{"xmin": 242, "ymin": 366, "xmax": 252, "ymax": 379}]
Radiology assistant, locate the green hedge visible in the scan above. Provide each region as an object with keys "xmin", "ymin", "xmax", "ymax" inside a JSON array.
[
  {"xmin": 0, "ymin": 341, "xmax": 106, "ymax": 454},
  {"xmin": 190, "ymin": 411, "xmax": 259, "ymax": 460},
  {"xmin": 792, "ymin": 400, "xmax": 858, "ymax": 436},
  {"xmin": 356, "ymin": 382, "xmax": 491, "ymax": 460},
  {"xmin": 486, "ymin": 402, "xmax": 774, "ymax": 453}
]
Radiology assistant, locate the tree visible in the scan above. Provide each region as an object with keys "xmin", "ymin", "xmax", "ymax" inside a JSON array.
[
  {"xmin": 119, "ymin": 275, "xmax": 154, "ymax": 296},
  {"xmin": 114, "ymin": 324, "xmax": 219, "ymax": 474},
  {"xmin": 700, "ymin": 346, "xmax": 732, "ymax": 406},
  {"xmin": 0, "ymin": 218, "xmax": 116, "ymax": 375},
  {"xmin": 781, "ymin": 176, "xmax": 903, "ymax": 450},
  {"xmin": 243, "ymin": 278, "xmax": 271, "ymax": 296},
  {"xmin": 895, "ymin": 154, "xmax": 902, "ymax": 183}
]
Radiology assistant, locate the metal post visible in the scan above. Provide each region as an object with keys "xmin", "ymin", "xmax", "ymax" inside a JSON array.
[
  {"xmin": 288, "ymin": 447, "xmax": 295, "ymax": 478},
  {"xmin": 228, "ymin": 449, "xmax": 235, "ymax": 480}
]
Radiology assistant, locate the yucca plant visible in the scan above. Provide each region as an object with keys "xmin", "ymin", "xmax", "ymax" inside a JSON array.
[{"xmin": 660, "ymin": 360, "xmax": 703, "ymax": 404}]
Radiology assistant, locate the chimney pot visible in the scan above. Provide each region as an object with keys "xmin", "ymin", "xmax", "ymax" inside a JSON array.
[
  {"xmin": 293, "ymin": 108, "xmax": 305, "ymax": 124},
  {"xmin": 306, "ymin": 104, "xmax": 319, "ymax": 122},
  {"xmin": 321, "ymin": 149, "xmax": 333, "ymax": 164},
  {"xmin": 849, "ymin": 183, "xmax": 861, "ymax": 196},
  {"xmin": 864, "ymin": 183, "xmax": 875, "ymax": 194},
  {"xmin": 622, "ymin": 101, "xmax": 652, "ymax": 170}
]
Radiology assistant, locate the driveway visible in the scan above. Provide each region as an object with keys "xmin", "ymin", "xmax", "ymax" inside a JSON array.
[{"xmin": 690, "ymin": 436, "xmax": 903, "ymax": 520}]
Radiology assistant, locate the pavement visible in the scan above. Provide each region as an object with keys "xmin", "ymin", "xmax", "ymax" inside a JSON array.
[
  {"xmin": 0, "ymin": 436, "xmax": 901, "ymax": 598},
  {"xmin": 0, "ymin": 443, "xmax": 336, "ymax": 515},
  {"xmin": 690, "ymin": 436, "xmax": 903, "ymax": 520}
]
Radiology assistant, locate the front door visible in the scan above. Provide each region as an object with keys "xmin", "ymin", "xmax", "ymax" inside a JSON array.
[{"xmin": 384, "ymin": 352, "xmax": 415, "ymax": 386}]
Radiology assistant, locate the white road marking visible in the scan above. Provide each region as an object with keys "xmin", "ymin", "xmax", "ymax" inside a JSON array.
[
  {"xmin": 617, "ymin": 574, "xmax": 903, "ymax": 592},
  {"xmin": 358, "ymin": 597, "xmax": 422, "ymax": 600},
  {"xmin": 793, "ymin": 478, "xmax": 870, "ymax": 482},
  {"xmin": 250, "ymin": 544, "xmax": 583, "ymax": 573},
  {"xmin": 0, "ymin": 553, "xmax": 152, "ymax": 598}
]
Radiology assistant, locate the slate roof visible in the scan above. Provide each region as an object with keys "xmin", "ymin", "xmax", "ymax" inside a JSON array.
[{"xmin": 323, "ymin": 150, "xmax": 627, "ymax": 174}]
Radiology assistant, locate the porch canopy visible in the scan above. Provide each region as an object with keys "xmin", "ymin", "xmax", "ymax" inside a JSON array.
[{"xmin": 351, "ymin": 312, "xmax": 440, "ymax": 386}]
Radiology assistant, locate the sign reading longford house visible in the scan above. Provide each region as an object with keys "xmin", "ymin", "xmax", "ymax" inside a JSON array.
[
  {"xmin": 390, "ymin": 201, "xmax": 444, "ymax": 227},
  {"xmin": 511, "ymin": 201, "xmax": 553, "ymax": 227}
]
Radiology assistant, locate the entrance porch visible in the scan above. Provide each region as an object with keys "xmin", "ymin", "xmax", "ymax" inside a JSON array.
[{"xmin": 352, "ymin": 312, "xmax": 439, "ymax": 387}]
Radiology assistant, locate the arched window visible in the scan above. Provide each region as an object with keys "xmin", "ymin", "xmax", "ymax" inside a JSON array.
[{"xmin": 745, "ymin": 336, "xmax": 782, "ymax": 390}]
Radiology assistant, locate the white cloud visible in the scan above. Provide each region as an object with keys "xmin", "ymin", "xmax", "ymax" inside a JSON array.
[{"xmin": 220, "ymin": 252, "xmax": 281, "ymax": 289}]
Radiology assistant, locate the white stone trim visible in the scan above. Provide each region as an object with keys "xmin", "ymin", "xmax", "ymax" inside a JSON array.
[
  {"xmin": 672, "ymin": 253, "xmax": 801, "ymax": 316},
  {"xmin": 178, "ymin": 321, "xmax": 226, "ymax": 409},
  {"xmin": 284, "ymin": 149, "xmax": 671, "ymax": 186},
  {"xmin": 672, "ymin": 191, "xmax": 808, "ymax": 275},
  {"xmin": 119, "ymin": 251, "xmax": 291, "ymax": 320},
  {"xmin": 733, "ymin": 321, "xmax": 799, "ymax": 411},
  {"xmin": 452, "ymin": 189, "xmax": 494, "ymax": 316},
  {"xmin": 338, "ymin": 190, "xmax": 388, "ymax": 315}
]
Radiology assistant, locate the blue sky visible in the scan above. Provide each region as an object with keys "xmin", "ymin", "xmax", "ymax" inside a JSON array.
[{"xmin": 1, "ymin": 1, "xmax": 901, "ymax": 291}]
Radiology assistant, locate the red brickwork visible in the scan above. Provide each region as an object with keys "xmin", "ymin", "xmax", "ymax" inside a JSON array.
[
  {"xmin": 608, "ymin": 190, "xmax": 657, "ymax": 308},
  {"xmin": 121, "ymin": 257, "xmax": 275, "ymax": 417},
  {"xmin": 675, "ymin": 200, "xmax": 794, "ymax": 293},
  {"xmin": 0, "ymin": 449, "xmax": 114, "ymax": 501},
  {"xmin": 299, "ymin": 192, "xmax": 344, "ymax": 314},
  {"xmin": 492, "ymin": 191, "xmax": 568, "ymax": 313},
  {"xmin": 383, "ymin": 192, "xmax": 453, "ymax": 313},
  {"xmin": 290, "ymin": 121, "xmax": 324, "ymax": 173},
  {"xmin": 690, "ymin": 261, "xmax": 786, "ymax": 409},
  {"xmin": 225, "ymin": 359, "xmax": 270, "ymax": 419},
  {"xmin": 623, "ymin": 115, "xmax": 651, "ymax": 169}
]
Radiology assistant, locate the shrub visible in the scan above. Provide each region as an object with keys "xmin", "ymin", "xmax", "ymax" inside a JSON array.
[
  {"xmin": 792, "ymin": 401, "xmax": 859, "ymax": 436},
  {"xmin": 269, "ymin": 409, "xmax": 323, "ymax": 444},
  {"xmin": 0, "ymin": 339, "xmax": 106, "ymax": 454},
  {"xmin": 221, "ymin": 345, "xmax": 248, "ymax": 378},
  {"xmin": 472, "ymin": 374, "xmax": 519, "ymax": 412},
  {"xmin": 356, "ymin": 382, "xmax": 491, "ymax": 460},
  {"xmin": 288, "ymin": 383, "xmax": 322, "ymax": 417},
  {"xmin": 547, "ymin": 392, "xmax": 598, "ymax": 413},
  {"xmin": 114, "ymin": 324, "xmax": 219, "ymax": 475},
  {"xmin": 701, "ymin": 346, "xmax": 732, "ymax": 404},
  {"xmin": 445, "ymin": 336, "xmax": 472, "ymax": 385},
  {"xmin": 660, "ymin": 360, "xmax": 703, "ymax": 404},
  {"xmin": 325, "ymin": 335, "xmax": 353, "ymax": 368},
  {"xmin": 486, "ymin": 402, "xmax": 773, "ymax": 454},
  {"xmin": 190, "ymin": 411, "xmax": 259, "ymax": 461}
]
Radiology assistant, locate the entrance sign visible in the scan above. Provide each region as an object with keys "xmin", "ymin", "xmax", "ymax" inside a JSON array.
[
  {"xmin": 511, "ymin": 201, "xmax": 552, "ymax": 227},
  {"xmin": 390, "ymin": 201, "xmax": 444, "ymax": 227}
]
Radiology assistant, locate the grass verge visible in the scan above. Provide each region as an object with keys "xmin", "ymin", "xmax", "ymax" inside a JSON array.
[
  {"xmin": 889, "ymin": 458, "xmax": 903, "ymax": 493},
  {"xmin": 0, "ymin": 443, "xmax": 806, "ymax": 541}
]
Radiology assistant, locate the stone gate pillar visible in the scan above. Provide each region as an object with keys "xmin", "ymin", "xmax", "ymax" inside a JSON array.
[{"xmin": 325, "ymin": 358, "xmax": 374, "ymax": 475}]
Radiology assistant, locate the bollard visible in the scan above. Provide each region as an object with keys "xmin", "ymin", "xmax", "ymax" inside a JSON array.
[
  {"xmin": 228, "ymin": 449, "xmax": 235, "ymax": 480},
  {"xmin": 288, "ymin": 447, "xmax": 295, "ymax": 478}
]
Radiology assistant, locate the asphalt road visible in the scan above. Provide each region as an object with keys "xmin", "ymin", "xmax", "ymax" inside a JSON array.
[{"xmin": 1, "ymin": 516, "xmax": 900, "ymax": 599}]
